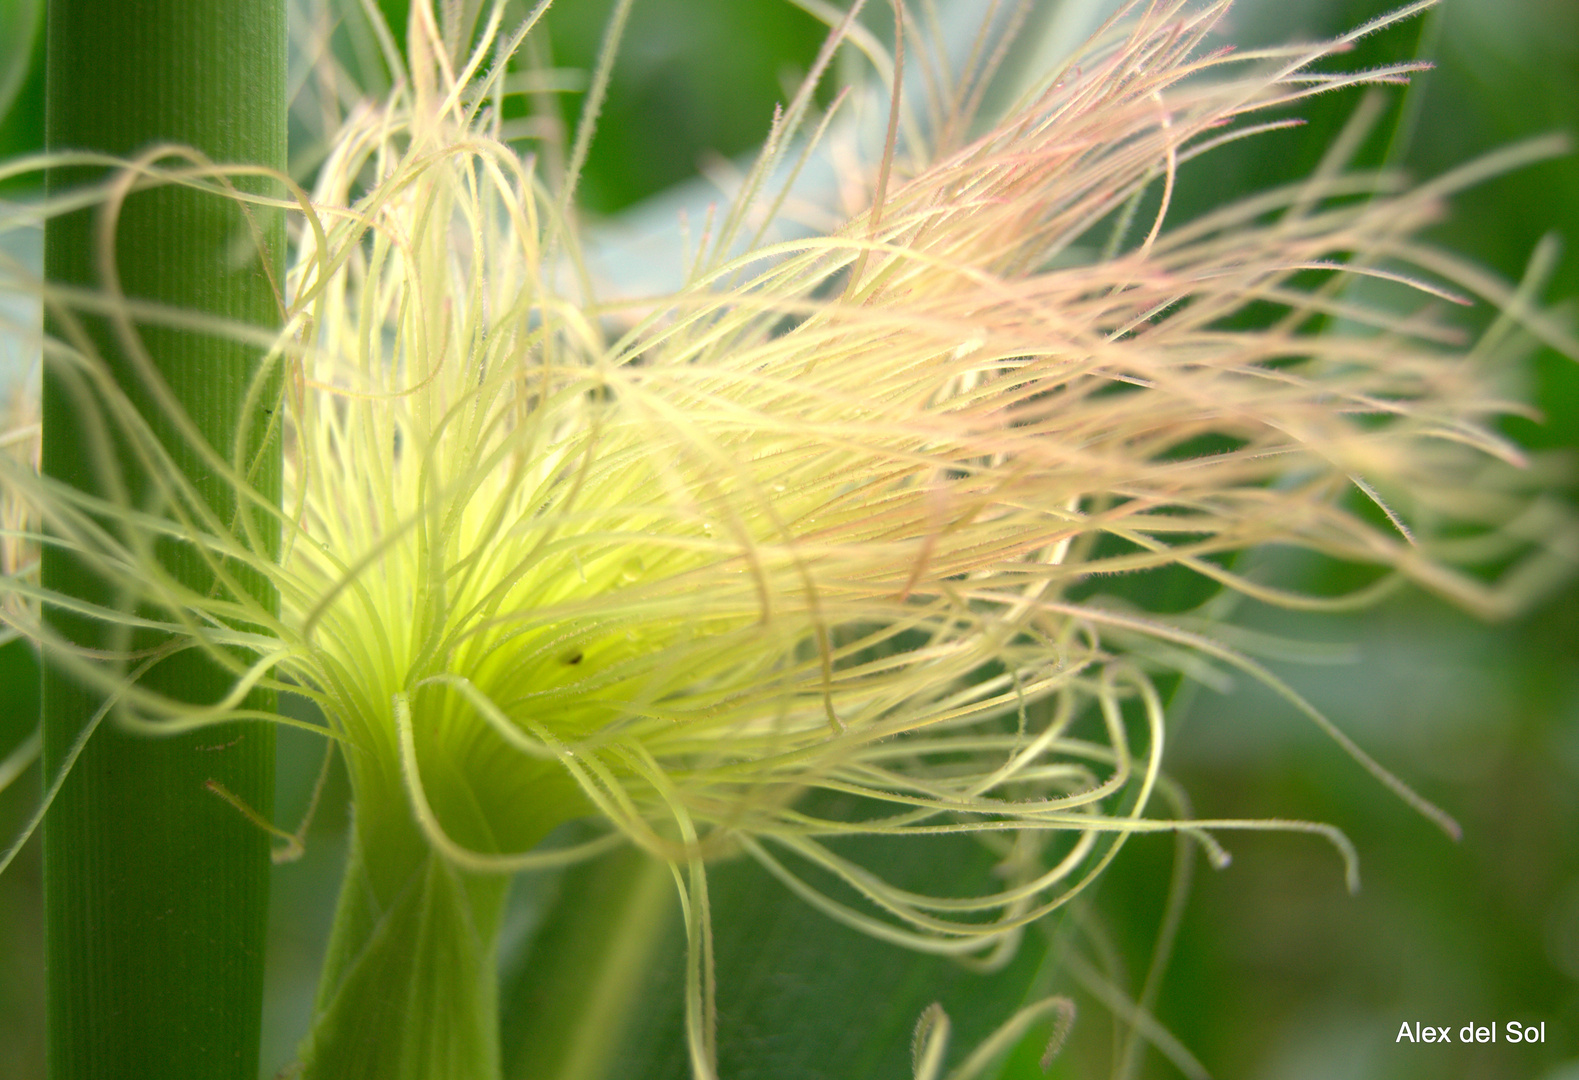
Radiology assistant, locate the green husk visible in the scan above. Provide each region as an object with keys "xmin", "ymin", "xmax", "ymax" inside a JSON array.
[{"xmin": 296, "ymin": 751, "xmax": 514, "ymax": 1080}]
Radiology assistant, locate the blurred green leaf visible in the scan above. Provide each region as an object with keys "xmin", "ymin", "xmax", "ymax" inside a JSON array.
[
  {"xmin": 534, "ymin": 0, "xmax": 827, "ymax": 214},
  {"xmin": 500, "ymin": 808, "xmax": 1060, "ymax": 1080},
  {"xmin": 0, "ymin": 639, "xmax": 39, "ymax": 759},
  {"xmin": 0, "ymin": 0, "xmax": 41, "ymax": 124},
  {"xmin": 0, "ymin": 0, "xmax": 44, "ymax": 187}
]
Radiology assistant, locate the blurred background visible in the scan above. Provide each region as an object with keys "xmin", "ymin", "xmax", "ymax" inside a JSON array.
[{"xmin": 1, "ymin": 0, "xmax": 1575, "ymax": 1077}]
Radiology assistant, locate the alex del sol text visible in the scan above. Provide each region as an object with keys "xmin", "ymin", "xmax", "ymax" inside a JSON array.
[{"xmin": 1396, "ymin": 1022, "xmax": 1546, "ymax": 1044}]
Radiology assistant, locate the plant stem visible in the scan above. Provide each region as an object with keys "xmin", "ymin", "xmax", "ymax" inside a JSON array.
[
  {"xmin": 298, "ymin": 759, "xmax": 511, "ymax": 1080},
  {"xmin": 296, "ymin": 699, "xmax": 597, "ymax": 1080},
  {"xmin": 40, "ymin": 2, "xmax": 284, "ymax": 1077}
]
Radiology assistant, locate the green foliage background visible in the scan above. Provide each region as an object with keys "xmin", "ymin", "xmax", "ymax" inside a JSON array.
[{"xmin": 1, "ymin": 0, "xmax": 1576, "ymax": 1077}]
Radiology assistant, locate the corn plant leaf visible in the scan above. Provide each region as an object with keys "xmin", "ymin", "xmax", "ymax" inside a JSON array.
[{"xmin": 499, "ymin": 810, "xmax": 1060, "ymax": 1080}]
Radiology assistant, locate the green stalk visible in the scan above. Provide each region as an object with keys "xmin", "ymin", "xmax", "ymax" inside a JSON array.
[
  {"xmin": 299, "ymin": 774, "xmax": 670, "ymax": 1080},
  {"xmin": 40, "ymin": 2, "xmax": 284, "ymax": 1077},
  {"xmin": 296, "ymin": 683, "xmax": 593, "ymax": 1080},
  {"xmin": 298, "ymin": 762, "xmax": 512, "ymax": 1080}
]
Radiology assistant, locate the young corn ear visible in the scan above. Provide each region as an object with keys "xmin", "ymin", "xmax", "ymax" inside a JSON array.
[{"xmin": 3, "ymin": 1, "xmax": 1576, "ymax": 1078}]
